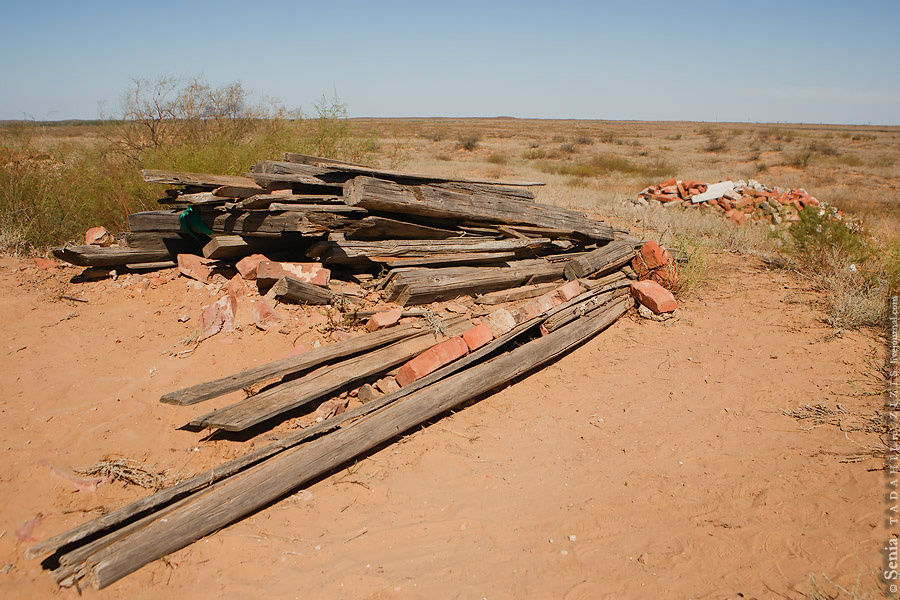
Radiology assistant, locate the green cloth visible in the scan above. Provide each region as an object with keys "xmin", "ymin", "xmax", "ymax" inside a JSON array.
[{"xmin": 178, "ymin": 207, "xmax": 215, "ymax": 241}]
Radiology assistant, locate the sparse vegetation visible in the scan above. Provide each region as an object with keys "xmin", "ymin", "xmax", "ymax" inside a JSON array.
[
  {"xmin": 456, "ymin": 134, "xmax": 480, "ymax": 151},
  {"xmin": 537, "ymin": 154, "xmax": 674, "ymax": 179},
  {"xmin": 486, "ymin": 152, "xmax": 508, "ymax": 165},
  {"xmin": 0, "ymin": 76, "xmax": 367, "ymax": 253}
]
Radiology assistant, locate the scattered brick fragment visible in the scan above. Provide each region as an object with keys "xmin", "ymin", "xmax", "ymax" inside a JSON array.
[
  {"xmin": 85, "ymin": 226, "xmax": 113, "ymax": 246},
  {"xmin": 462, "ymin": 322, "xmax": 494, "ymax": 351},
  {"xmin": 630, "ymin": 280, "xmax": 677, "ymax": 314},
  {"xmin": 252, "ymin": 297, "xmax": 284, "ymax": 331},
  {"xmin": 235, "ymin": 254, "xmax": 270, "ymax": 280},
  {"xmin": 396, "ymin": 336, "xmax": 469, "ymax": 387},
  {"xmin": 365, "ymin": 308, "xmax": 402, "ymax": 332},
  {"xmin": 177, "ymin": 254, "xmax": 214, "ymax": 283}
]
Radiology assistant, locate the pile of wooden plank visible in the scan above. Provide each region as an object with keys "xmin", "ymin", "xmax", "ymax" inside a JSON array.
[
  {"xmin": 53, "ymin": 153, "xmax": 633, "ymax": 305},
  {"xmin": 30, "ymin": 155, "xmax": 661, "ymax": 590}
]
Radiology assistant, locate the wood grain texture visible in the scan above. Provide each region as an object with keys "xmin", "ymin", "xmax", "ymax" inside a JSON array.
[{"xmin": 345, "ymin": 177, "xmax": 613, "ymax": 241}]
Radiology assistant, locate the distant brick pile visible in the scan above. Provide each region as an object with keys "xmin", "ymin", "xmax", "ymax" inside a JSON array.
[{"xmin": 634, "ymin": 178, "xmax": 822, "ymax": 225}]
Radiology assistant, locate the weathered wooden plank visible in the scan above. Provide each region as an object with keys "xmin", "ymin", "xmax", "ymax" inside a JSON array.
[
  {"xmin": 201, "ymin": 236, "xmax": 282, "ymax": 260},
  {"xmin": 52, "ymin": 244, "xmax": 174, "ymax": 267},
  {"xmin": 235, "ymin": 194, "xmax": 342, "ymax": 210},
  {"xmin": 157, "ymin": 192, "xmax": 225, "ymax": 206},
  {"xmin": 308, "ymin": 237, "xmax": 553, "ymax": 264},
  {"xmin": 65, "ymin": 299, "xmax": 627, "ymax": 589},
  {"xmin": 140, "ymin": 169, "xmax": 263, "ymax": 190},
  {"xmin": 127, "ymin": 209, "xmax": 354, "ymax": 237},
  {"xmin": 159, "ymin": 320, "xmax": 453, "ymax": 405},
  {"xmin": 474, "ymin": 282, "xmax": 561, "ymax": 305},
  {"xmin": 271, "ymin": 276, "xmax": 334, "ymax": 305},
  {"xmin": 343, "ymin": 216, "xmax": 463, "ymax": 240},
  {"xmin": 189, "ymin": 318, "xmax": 474, "ymax": 431},
  {"xmin": 266, "ymin": 203, "xmax": 367, "ymax": 214},
  {"xmin": 123, "ymin": 232, "xmax": 197, "ymax": 253},
  {"xmin": 247, "ymin": 172, "xmax": 345, "ymax": 194},
  {"xmin": 345, "ymin": 177, "xmax": 614, "ymax": 241},
  {"xmin": 562, "ymin": 240, "xmax": 635, "ymax": 280},
  {"xmin": 386, "ymin": 259, "xmax": 569, "ymax": 305}
]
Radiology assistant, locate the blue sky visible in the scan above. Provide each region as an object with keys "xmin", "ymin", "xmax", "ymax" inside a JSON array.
[{"xmin": 2, "ymin": 1, "xmax": 898, "ymax": 124}]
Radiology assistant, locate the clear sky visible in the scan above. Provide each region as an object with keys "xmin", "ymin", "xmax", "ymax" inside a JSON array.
[{"xmin": 2, "ymin": 0, "xmax": 898, "ymax": 124}]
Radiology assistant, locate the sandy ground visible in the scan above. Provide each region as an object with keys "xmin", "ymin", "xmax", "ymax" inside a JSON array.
[{"xmin": 0, "ymin": 252, "xmax": 887, "ymax": 599}]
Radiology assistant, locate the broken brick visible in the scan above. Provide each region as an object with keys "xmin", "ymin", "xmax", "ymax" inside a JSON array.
[
  {"xmin": 396, "ymin": 337, "xmax": 469, "ymax": 387},
  {"xmin": 252, "ymin": 297, "xmax": 284, "ymax": 331},
  {"xmin": 256, "ymin": 261, "xmax": 330, "ymax": 287},
  {"xmin": 235, "ymin": 254, "xmax": 270, "ymax": 280},
  {"xmin": 554, "ymin": 280, "xmax": 584, "ymax": 302},
  {"xmin": 365, "ymin": 308, "xmax": 402, "ymax": 332},
  {"xmin": 630, "ymin": 280, "xmax": 677, "ymax": 314},
  {"xmin": 177, "ymin": 254, "xmax": 214, "ymax": 283},
  {"xmin": 85, "ymin": 226, "xmax": 112, "ymax": 246},
  {"xmin": 462, "ymin": 322, "xmax": 494, "ymax": 351},
  {"xmin": 482, "ymin": 309, "xmax": 516, "ymax": 337}
]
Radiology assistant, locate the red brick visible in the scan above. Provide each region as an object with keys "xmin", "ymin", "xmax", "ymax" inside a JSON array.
[
  {"xmin": 252, "ymin": 297, "xmax": 284, "ymax": 331},
  {"xmin": 659, "ymin": 178, "xmax": 677, "ymax": 188},
  {"xmin": 630, "ymin": 280, "xmax": 677, "ymax": 314},
  {"xmin": 199, "ymin": 293, "xmax": 237, "ymax": 341},
  {"xmin": 177, "ymin": 254, "xmax": 214, "ymax": 283},
  {"xmin": 482, "ymin": 309, "xmax": 516, "ymax": 337},
  {"xmin": 638, "ymin": 241, "xmax": 668, "ymax": 270},
  {"xmin": 676, "ymin": 181, "xmax": 688, "ymax": 199},
  {"xmin": 235, "ymin": 254, "xmax": 270, "ymax": 280},
  {"xmin": 33, "ymin": 257, "xmax": 58, "ymax": 270},
  {"xmin": 462, "ymin": 322, "xmax": 494, "ymax": 351},
  {"xmin": 396, "ymin": 337, "xmax": 469, "ymax": 386},
  {"xmin": 365, "ymin": 308, "xmax": 402, "ymax": 332},
  {"xmin": 85, "ymin": 226, "xmax": 112, "ymax": 246},
  {"xmin": 256, "ymin": 261, "xmax": 330, "ymax": 287},
  {"xmin": 554, "ymin": 280, "xmax": 585, "ymax": 302},
  {"xmin": 516, "ymin": 292, "xmax": 560, "ymax": 322}
]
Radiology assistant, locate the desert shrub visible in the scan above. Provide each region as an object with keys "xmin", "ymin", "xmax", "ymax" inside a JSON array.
[
  {"xmin": 807, "ymin": 140, "xmax": 840, "ymax": 156},
  {"xmin": 457, "ymin": 134, "xmax": 480, "ymax": 151},
  {"xmin": 783, "ymin": 206, "xmax": 896, "ymax": 327},
  {"xmin": 785, "ymin": 149, "xmax": 814, "ymax": 168},
  {"xmin": 551, "ymin": 134, "xmax": 567, "ymax": 143},
  {"xmin": 486, "ymin": 153, "xmax": 508, "ymax": 165},
  {"xmin": 537, "ymin": 154, "xmax": 674, "ymax": 179},
  {"xmin": 522, "ymin": 147, "xmax": 547, "ymax": 160},
  {"xmin": 559, "ymin": 142, "xmax": 576, "ymax": 154},
  {"xmin": 575, "ymin": 135, "xmax": 593, "ymax": 145},
  {"xmin": 598, "ymin": 132, "xmax": 616, "ymax": 143},
  {"xmin": 0, "ymin": 76, "xmax": 368, "ymax": 253}
]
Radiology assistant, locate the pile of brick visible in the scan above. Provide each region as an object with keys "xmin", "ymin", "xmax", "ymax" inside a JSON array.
[{"xmin": 634, "ymin": 178, "xmax": 821, "ymax": 225}]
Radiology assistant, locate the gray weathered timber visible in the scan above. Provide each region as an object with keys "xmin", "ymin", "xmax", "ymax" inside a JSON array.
[
  {"xmin": 52, "ymin": 244, "xmax": 174, "ymax": 267},
  {"xmin": 271, "ymin": 276, "xmax": 334, "ymax": 305},
  {"xmin": 344, "ymin": 177, "xmax": 613, "ymax": 241},
  {"xmin": 127, "ymin": 209, "xmax": 353, "ymax": 237},
  {"xmin": 159, "ymin": 320, "xmax": 447, "ymax": 405},
  {"xmin": 63, "ymin": 299, "xmax": 627, "ymax": 589},
  {"xmin": 474, "ymin": 282, "xmax": 561, "ymax": 305},
  {"xmin": 342, "ymin": 216, "xmax": 463, "ymax": 240},
  {"xmin": 189, "ymin": 318, "xmax": 474, "ymax": 431},
  {"xmin": 308, "ymin": 237, "xmax": 553, "ymax": 265},
  {"xmin": 140, "ymin": 170, "xmax": 263, "ymax": 191},
  {"xmin": 384, "ymin": 259, "xmax": 569, "ymax": 305},
  {"xmin": 201, "ymin": 236, "xmax": 282, "ymax": 260},
  {"xmin": 156, "ymin": 192, "xmax": 225, "ymax": 206},
  {"xmin": 562, "ymin": 240, "xmax": 636, "ymax": 280},
  {"xmin": 235, "ymin": 194, "xmax": 342, "ymax": 210}
]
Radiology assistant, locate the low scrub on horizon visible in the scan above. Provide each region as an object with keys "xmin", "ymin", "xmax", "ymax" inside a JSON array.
[{"xmin": 0, "ymin": 77, "xmax": 371, "ymax": 253}]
